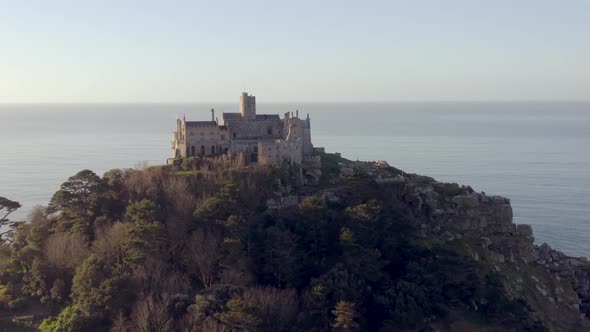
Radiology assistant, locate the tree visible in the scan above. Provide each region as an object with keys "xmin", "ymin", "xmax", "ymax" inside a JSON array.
[
  {"xmin": 39, "ymin": 305, "xmax": 84, "ymax": 332},
  {"xmin": 302, "ymin": 266, "xmax": 368, "ymax": 330},
  {"xmin": 193, "ymin": 182, "xmax": 240, "ymax": 224},
  {"xmin": 130, "ymin": 294, "xmax": 173, "ymax": 332},
  {"xmin": 48, "ymin": 169, "xmax": 104, "ymax": 219},
  {"xmin": 92, "ymin": 222, "xmax": 130, "ymax": 265},
  {"xmin": 239, "ymin": 287, "xmax": 299, "ymax": 331},
  {"xmin": 123, "ymin": 200, "xmax": 166, "ymax": 266},
  {"xmin": 123, "ymin": 221, "xmax": 167, "ymax": 266},
  {"xmin": 339, "ymin": 227, "xmax": 386, "ymax": 283},
  {"xmin": 125, "ymin": 199, "xmax": 162, "ymax": 224},
  {"xmin": 185, "ymin": 285, "xmax": 243, "ymax": 330},
  {"xmin": 101, "ymin": 168, "xmax": 130, "ymax": 219},
  {"xmin": 44, "ymin": 232, "xmax": 90, "ymax": 270},
  {"xmin": 0, "ymin": 196, "xmax": 21, "ymax": 242},
  {"xmin": 295, "ymin": 196, "xmax": 339, "ymax": 273},
  {"xmin": 110, "ymin": 311, "xmax": 130, "ymax": 332},
  {"xmin": 184, "ymin": 227, "xmax": 223, "ymax": 288},
  {"xmin": 263, "ymin": 226, "xmax": 299, "ymax": 287},
  {"xmin": 0, "ymin": 196, "xmax": 20, "ymax": 223},
  {"xmin": 21, "ymin": 257, "xmax": 52, "ymax": 302},
  {"xmin": 216, "ymin": 298, "xmax": 261, "ymax": 330},
  {"xmin": 71, "ymin": 255, "xmax": 132, "ymax": 319},
  {"xmin": 332, "ymin": 301, "xmax": 359, "ymax": 331}
]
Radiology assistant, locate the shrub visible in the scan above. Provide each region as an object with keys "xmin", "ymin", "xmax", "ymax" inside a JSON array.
[{"xmin": 39, "ymin": 306, "xmax": 84, "ymax": 332}]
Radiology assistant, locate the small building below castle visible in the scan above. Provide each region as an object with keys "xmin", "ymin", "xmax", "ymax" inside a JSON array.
[{"xmin": 170, "ymin": 92, "xmax": 320, "ymax": 166}]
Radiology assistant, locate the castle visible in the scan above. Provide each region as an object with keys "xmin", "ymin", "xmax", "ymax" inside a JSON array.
[{"xmin": 170, "ymin": 92, "xmax": 321, "ymax": 167}]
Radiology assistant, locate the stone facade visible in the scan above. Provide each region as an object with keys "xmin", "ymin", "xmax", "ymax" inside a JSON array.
[{"xmin": 171, "ymin": 92, "xmax": 316, "ymax": 166}]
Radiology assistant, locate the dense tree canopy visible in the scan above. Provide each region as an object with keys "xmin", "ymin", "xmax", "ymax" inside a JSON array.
[{"xmin": 0, "ymin": 159, "xmax": 553, "ymax": 331}]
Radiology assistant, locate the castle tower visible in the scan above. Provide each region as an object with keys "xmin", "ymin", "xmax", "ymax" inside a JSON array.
[{"xmin": 240, "ymin": 92, "xmax": 256, "ymax": 121}]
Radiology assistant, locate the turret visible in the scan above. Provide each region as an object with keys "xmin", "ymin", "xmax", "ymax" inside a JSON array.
[{"xmin": 240, "ymin": 92, "xmax": 256, "ymax": 121}]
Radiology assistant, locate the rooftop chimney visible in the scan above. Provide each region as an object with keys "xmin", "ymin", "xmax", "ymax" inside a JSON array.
[{"xmin": 211, "ymin": 108, "xmax": 215, "ymax": 122}]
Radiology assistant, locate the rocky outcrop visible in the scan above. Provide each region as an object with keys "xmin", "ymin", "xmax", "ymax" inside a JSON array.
[
  {"xmin": 328, "ymin": 158, "xmax": 590, "ymax": 328},
  {"xmin": 392, "ymin": 167, "xmax": 590, "ymax": 326}
]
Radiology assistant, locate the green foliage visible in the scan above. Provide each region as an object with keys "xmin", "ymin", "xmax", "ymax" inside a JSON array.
[
  {"xmin": 122, "ymin": 199, "xmax": 167, "ymax": 265},
  {"xmin": 216, "ymin": 298, "xmax": 261, "ymax": 330},
  {"xmin": 0, "ymin": 196, "xmax": 21, "ymax": 243},
  {"xmin": 194, "ymin": 197, "xmax": 227, "ymax": 222},
  {"xmin": 48, "ymin": 169, "xmax": 104, "ymax": 220},
  {"xmin": 262, "ymin": 226, "xmax": 299, "ymax": 287},
  {"xmin": 21, "ymin": 258, "xmax": 51, "ymax": 302},
  {"xmin": 194, "ymin": 182, "xmax": 240, "ymax": 224},
  {"xmin": 0, "ymin": 284, "xmax": 14, "ymax": 308},
  {"xmin": 125, "ymin": 199, "xmax": 162, "ymax": 224},
  {"xmin": 320, "ymin": 152, "xmax": 345, "ymax": 184},
  {"xmin": 1, "ymin": 166, "xmax": 555, "ymax": 331},
  {"xmin": 185, "ymin": 285, "xmax": 242, "ymax": 329},
  {"xmin": 71, "ymin": 255, "xmax": 132, "ymax": 319},
  {"xmin": 123, "ymin": 220, "xmax": 167, "ymax": 266},
  {"xmin": 0, "ymin": 196, "xmax": 21, "ymax": 222},
  {"xmin": 39, "ymin": 306, "xmax": 84, "ymax": 332},
  {"xmin": 181, "ymin": 156, "xmax": 196, "ymax": 171}
]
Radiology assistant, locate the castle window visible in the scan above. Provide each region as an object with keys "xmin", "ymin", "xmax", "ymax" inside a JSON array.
[
  {"xmin": 267, "ymin": 128, "xmax": 272, "ymax": 135},
  {"xmin": 233, "ymin": 133, "xmax": 236, "ymax": 138},
  {"xmin": 211, "ymin": 146, "xmax": 215, "ymax": 154},
  {"xmin": 200, "ymin": 145, "xmax": 205, "ymax": 156},
  {"xmin": 191, "ymin": 146, "xmax": 195, "ymax": 156},
  {"xmin": 221, "ymin": 135, "xmax": 225, "ymax": 140}
]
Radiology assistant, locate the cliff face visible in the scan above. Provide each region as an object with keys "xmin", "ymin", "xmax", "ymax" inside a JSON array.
[
  {"xmin": 402, "ymin": 171, "xmax": 590, "ymax": 318},
  {"xmin": 295, "ymin": 157, "xmax": 590, "ymax": 331}
]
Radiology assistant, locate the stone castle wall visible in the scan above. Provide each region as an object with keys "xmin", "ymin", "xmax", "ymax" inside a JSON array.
[
  {"xmin": 170, "ymin": 92, "xmax": 318, "ymax": 167},
  {"xmin": 225, "ymin": 118, "xmax": 283, "ymax": 140}
]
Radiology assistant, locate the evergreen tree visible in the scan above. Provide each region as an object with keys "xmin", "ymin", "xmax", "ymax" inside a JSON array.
[
  {"xmin": 332, "ymin": 300, "xmax": 359, "ymax": 331},
  {"xmin": 48, "ymin": 169, "xmax": 104, "ymax": 219}
]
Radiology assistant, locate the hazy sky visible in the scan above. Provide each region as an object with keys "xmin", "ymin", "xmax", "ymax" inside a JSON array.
[{"xmin": 1, "ymin": 0, "xmax": 589, "ymax": 102}]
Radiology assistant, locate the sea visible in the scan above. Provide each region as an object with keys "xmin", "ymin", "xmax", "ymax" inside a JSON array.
[{"xmin": 1, "ymin": 102, "xmax": 589, "ymax": 257}]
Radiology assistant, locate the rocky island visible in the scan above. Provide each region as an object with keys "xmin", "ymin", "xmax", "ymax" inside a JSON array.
[{"xmin": 1, "ymin": 152, "xmax": 590, "ymax": 331}]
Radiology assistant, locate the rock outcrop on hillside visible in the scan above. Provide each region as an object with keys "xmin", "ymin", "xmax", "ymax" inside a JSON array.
[
  {"xmin": 270, "ymin": 157, "xmax": 590, "ymax": 331},
  {"xmin": 366, "ymin": 160, "xmax": 590, "ymax": 330}
]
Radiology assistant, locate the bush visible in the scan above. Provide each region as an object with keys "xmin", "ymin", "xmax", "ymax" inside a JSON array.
[
  {"xmin": 39, "ymin": 306, "xmax": 84, "ymax": 332},
  {"xmin": 0, "ymin": 284, "xmax": 13, "ymax": 308}
]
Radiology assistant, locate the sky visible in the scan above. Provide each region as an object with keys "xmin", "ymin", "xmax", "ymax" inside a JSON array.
[{"xmin": 0, "ymin": 0, "xmax": 589, "ymax": 103}]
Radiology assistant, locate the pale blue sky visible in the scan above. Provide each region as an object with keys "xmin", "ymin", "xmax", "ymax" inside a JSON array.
[{"xmin": 1, "ymin": 0, "xmax": 588, "ymax": 102}]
